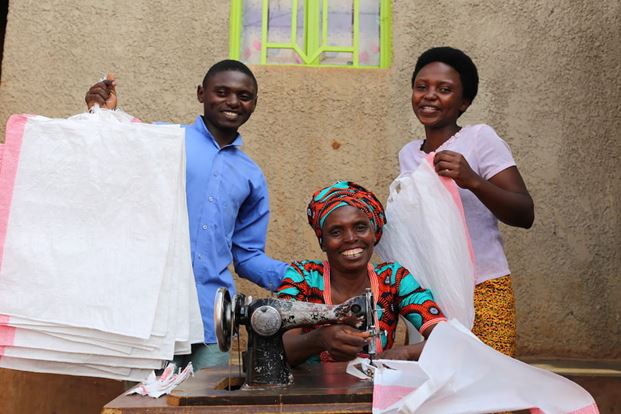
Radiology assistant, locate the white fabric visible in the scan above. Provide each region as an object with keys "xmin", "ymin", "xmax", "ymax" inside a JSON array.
[
  {"xmin": 347, "ymin": 320, "xmax": 598, "ymax": 414},
  {"xmin": 0, "ymin": 356, "xmax": 152, "ymax": 381},
  {"xmin": 1, "ymin": 346, "xmax": 164, "ymax": 369},
  {"xmin": 1, "ymin": 180, "xmax": 201, "ymax": 355},
  {"xmin": 125, "ymin": 362, "xmax": 194, "ymax": 398},
  {"xmin": 0, "ymin": 114, "xmax": 182, "ymax": 338},
  {"xmin": 376, "ymin": 156, "xmax": 475, "ymax": 335},
  {"xmin": 399, "ymin": 124, "xmax": 516, "ymax": 283},
  {"xmin": 0, "ymin": 109, "xmax": 202, "ymax": 381}
]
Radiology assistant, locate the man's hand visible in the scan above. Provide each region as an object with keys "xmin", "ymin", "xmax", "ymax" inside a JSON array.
[{"xmin": 85, "ymin": 73, "xmax": 117, "ymax": 110}]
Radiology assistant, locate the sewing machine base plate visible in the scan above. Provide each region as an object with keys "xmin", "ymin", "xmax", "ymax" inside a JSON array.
[{"xmin": 166, "ymin": 362, "xmax": 372, "ymax": 407}]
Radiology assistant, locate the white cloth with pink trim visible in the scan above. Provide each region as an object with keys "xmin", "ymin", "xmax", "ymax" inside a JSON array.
[
  {"xmin": 348, "ymin": 320, "xmax": 598, "ymax": 414},
  {"xmin": 0, "ymin": 109, "xmax": 202, "ymax": 381},
  {"xmin": 376, "ymin": 153, "xmax": 475, "ymax": 342}
]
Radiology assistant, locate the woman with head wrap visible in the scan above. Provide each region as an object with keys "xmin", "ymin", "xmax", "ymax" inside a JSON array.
[
  {"xmin": 277, "ymin": 181, "xmax": 446, "ymax": 366},
  {"xmin": 400, "ymin": 47, "xmax": 534, "ymax": 356}
]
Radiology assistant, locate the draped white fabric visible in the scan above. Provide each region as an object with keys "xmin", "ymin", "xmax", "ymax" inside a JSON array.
[
  {"xmin": 376, "ymin": 154, "xmax": 475, "ymax": 341},
  {"xmin": 347, "ymin": 320, "xmax": 598, "ymax": 414}
]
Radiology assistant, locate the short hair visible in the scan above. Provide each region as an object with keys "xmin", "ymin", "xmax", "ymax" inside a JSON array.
[
  {"xmin": 202, "ymin": 59, "xmax": 258, "ymax": 92},
  {"xmin": 411, "ymin": 47, "xmax": 479, "ymax": 103}
]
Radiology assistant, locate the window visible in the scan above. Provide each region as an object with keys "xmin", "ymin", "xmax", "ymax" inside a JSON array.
[{"xmin": 229, "ymin": 0, "xmax": 391, "ymax": 68}]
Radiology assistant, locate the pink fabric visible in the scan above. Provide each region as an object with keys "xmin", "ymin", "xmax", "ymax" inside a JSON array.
[
  {"xmin": 0, "ymin": 315, "xmax": 16, "ymax": 356},
  {"xmin": 0, "ymin": 115, "xmax": 26, "ymax": 358},
  {"xmin": 0, "ymin": 115, "xmax": 28, "ymax": 272},
  {"xmin": 373, "ymin": 384, "xmax": 416, "ymax": 410},
  {"xmin": 530, "ymin": 403, "xmax": 600, "ymax": 414},
  {"xmin": 569, "ymin": 403, "xmax": 600, "ymax": 414},
  {"xmin": 425, "ymin": 153, "xmax": 477, "ymax": 270}
]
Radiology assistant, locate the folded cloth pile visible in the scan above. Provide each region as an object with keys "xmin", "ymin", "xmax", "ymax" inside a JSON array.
[{"xmin": 0, "ymin": 109, "xmax": 203, "ymax": 381}]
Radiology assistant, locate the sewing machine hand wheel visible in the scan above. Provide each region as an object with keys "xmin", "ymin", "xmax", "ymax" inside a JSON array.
[{"xmin": 214, "ymin": 287, "xmax": 235, "ymax": 352}]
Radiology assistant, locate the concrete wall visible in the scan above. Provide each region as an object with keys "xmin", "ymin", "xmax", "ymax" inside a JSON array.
[{"xmin": 0, "ymin": 0, "xmax": 619, "ymax": 411}]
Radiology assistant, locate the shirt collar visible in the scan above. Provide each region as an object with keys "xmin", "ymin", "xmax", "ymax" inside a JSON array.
[{"xmin": 194, "ymin": 115, "xmax": 244, "ymax": 149}]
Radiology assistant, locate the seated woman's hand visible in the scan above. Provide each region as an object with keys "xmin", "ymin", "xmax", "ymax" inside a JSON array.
[
  {"xmin": 377, "ymin": 342, "xmax": 426, "ymax": 361},
  {"xmin": 319, "ymin": 325, "xmax": 370, "ymax": 361}
]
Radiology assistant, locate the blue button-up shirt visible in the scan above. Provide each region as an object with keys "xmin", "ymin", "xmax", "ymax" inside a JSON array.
[{"xmin": 184, "ymin": 116, "xmax": 288, "ymax": 343}]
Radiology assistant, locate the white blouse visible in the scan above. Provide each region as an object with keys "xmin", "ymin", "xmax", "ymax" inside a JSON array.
[{"xmin": 399, "ymin": 124, "xmax": 516, "ymax": 284}]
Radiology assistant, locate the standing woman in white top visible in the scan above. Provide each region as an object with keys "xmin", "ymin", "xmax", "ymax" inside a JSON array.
[{"xmin": 399, "ymin": 47, "xmax": 534, "ymax": 356}]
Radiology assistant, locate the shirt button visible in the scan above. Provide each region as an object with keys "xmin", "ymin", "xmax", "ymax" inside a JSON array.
[
  {"xmin": 202, "ymin": 224, "xmax": 208, "ymax": 230},
  {"xmin": 208, "ymin": 196, "xmax": 214, "ymax": 203}
]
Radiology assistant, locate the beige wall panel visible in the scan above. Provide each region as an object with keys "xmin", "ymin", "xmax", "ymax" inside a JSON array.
[
  {"xmin": 388, "ymin": 0, "xmax": 621, "ymax": 359},
  {"xmin": 0, "ymin": 1, "xmax": 619, "ymax": 411}
]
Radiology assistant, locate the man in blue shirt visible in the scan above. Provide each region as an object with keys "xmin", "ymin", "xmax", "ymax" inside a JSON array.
[{"xmin": 86, "ymin": 60, "xmax": 288, "ymax": 369}]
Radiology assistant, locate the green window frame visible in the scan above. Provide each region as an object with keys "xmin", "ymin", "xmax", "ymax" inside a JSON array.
[{"xmin": 229, "ymin": 0, "xmax": 392, "ymax": 68}]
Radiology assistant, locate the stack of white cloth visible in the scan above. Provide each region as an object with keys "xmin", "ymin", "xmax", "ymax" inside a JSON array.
[{"xmin": 0, "ymin": 109, "xmax": 203, "ymax": 381}]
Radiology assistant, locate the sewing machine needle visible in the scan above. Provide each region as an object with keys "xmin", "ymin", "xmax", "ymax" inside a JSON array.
[
  {"xmin": 228, "ymin": 347, "xmax": 232, "ymax": 391},
  {"xmin": 237, "ymin": 333, "xmax": 242, "ymax": 378}
]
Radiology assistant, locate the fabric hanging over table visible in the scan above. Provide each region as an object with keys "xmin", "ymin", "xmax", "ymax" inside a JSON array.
[{"xmin": 348, "ymin": 320, "xmax": 599, "ymax": 414}]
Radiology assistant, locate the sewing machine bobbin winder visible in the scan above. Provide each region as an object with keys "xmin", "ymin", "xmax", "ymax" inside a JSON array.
[{"xmin": 214, "ymin": 287, "xmax": 377, "ymax": 388}]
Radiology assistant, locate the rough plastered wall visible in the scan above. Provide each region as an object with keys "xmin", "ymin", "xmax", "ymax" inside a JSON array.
[
  {"xmin": 241, "ymin": 0, "xmax": 621, "ymax": 359},
  {"xmin": 384, "ymin": 0, "xmax": 621, "ymax": 358},
  {"xmin": 0, "ymin": 0, "xmax": 619, "ymax": 412}
]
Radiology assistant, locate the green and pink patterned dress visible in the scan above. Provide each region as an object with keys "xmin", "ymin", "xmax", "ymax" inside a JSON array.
[{"xmin": 277, "ymin": 260, "xmax": 446, "ymax": 363}]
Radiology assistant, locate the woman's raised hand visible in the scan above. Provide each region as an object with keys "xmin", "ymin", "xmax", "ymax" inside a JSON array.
[
  {"xmin": 434, "ymin": 149, "xmax": 534, "ymax": 228},
  {"xmin": 433, "ymin": 150, "xmax": 481, "ymax": 190}
]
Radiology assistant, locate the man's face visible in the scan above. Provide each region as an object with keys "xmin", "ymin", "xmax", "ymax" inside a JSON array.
[{"xmin": 197, "ymin": 70, "xmax": 257, "ymax": 138}]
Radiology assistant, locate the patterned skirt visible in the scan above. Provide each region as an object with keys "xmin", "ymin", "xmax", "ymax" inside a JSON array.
[{"xmin": 471, "ymin": 275, "xmax": 516, "ymax": 357}]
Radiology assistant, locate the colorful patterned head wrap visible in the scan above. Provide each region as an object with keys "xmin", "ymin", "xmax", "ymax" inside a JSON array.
[{"xmin": 307, "ymin": 181, "xmax": 386, "ymax": 245}]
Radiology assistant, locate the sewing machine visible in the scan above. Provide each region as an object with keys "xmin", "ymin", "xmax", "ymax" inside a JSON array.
[{"xmin": 213, "ymin": 287, "xmax": 377, "ymax": 387}]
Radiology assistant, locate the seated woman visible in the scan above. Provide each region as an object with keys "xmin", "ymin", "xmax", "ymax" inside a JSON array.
[{"xmin": 277, "ymin": 181, "xmax": 447, "ymax": 366}]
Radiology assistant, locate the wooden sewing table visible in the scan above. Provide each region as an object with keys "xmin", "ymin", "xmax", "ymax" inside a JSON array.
[{"xmin": 101, "ymin": 362, "xmax": 372, "ymax": 413}]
